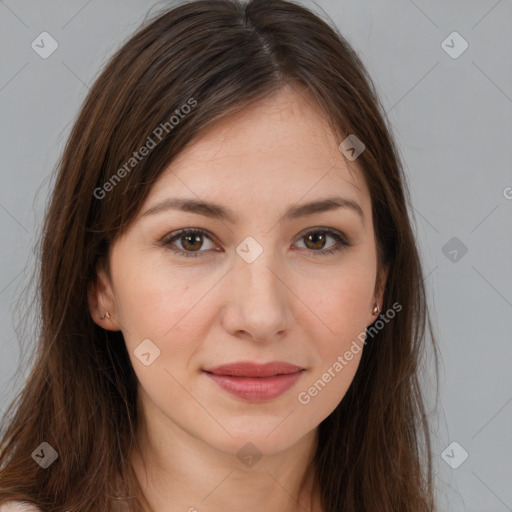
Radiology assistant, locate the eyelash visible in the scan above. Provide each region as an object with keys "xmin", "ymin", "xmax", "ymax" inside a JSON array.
[{"xmin": 160, "ymin": 227, "xmax": 351, "ymax": 259}]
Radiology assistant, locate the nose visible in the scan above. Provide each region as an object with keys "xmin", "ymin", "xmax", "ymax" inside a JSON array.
[{"xmin": 221, "ymin": 247, "xmax": 294, "ymax": 343}]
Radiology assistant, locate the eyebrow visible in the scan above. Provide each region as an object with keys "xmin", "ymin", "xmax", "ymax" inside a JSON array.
[{"xmin": 141, "ymin": 196, "xmax": 364, "ymax": 224}]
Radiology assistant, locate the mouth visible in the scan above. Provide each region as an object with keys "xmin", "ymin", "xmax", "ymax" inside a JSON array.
[
  {"xmin": 203, "ymin": 361, "xmax": 304, "ymax": 378},
  {"xmin": 202, "ymin": 361, "xmax": 305, "ymax": 401}
]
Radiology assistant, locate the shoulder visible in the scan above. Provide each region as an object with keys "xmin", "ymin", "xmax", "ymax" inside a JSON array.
[{"xmin": 0, "ymin": 502, "xmax": 41, "ymax": 512}]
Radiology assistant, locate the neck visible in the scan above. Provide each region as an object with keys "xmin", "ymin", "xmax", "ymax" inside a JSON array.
[{"xmin": 129, "ymin": 393, "xmax": 322, "ymax": 512}]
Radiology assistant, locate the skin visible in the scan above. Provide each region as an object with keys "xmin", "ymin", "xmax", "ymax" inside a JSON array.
[{"xmin": 89, "ymin": 84, "xmax": 387, "ymax": 512}]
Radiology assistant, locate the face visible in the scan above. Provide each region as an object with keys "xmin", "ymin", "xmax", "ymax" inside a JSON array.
[{"xmin": 89, "ymin": 86, "xmax": 387, "ymax": 458}]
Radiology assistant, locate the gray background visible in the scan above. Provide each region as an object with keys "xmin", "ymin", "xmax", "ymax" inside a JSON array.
[{"xmin": 1, "ymin": 0, "xmax": 511, "ymax": 510}]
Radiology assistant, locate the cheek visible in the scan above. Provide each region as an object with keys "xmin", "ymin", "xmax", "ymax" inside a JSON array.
[
  {"xmin": 306, "ymin": 261, "xmax": 375, "ymax": 340},
  {"xmin": 114, "ymin": 264, "xmax": 209, "ymax": 403},
  {"xmin": 296, "ymin": 293, "xmax": 369, "ymax": 418},
  {"xmin": 300, "ymin": 263, "xmax": 374, "ymax": 403},
  {"xmin": 110, "ymin": 252, "xmax": 207, "ymax": 350}
]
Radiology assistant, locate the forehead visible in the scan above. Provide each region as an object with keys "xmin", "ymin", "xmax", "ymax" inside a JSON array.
[{"xmin": 144, "ymin": 87, "xmax": 370, "ymax": 218}]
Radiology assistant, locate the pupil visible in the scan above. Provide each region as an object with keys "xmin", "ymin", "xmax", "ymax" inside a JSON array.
[
  {"xmin": 184, "ymin": 234, "xmax": 202, "ymax": 250},
  {"xmin": 308, "ymin": 233, "xmax": 325, "ymax": 250}
]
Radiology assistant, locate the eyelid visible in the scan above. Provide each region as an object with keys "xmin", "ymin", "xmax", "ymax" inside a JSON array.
[{"xmin": 298, "ymin": 227, "xmax": 350, "ymax": 245}]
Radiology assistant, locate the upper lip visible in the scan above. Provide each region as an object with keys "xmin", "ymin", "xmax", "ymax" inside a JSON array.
[{"xmin": 203, "ymin": 361, "xmax": 304, "ymax": 378}]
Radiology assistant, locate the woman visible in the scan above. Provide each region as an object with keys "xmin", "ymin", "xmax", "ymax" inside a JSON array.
[{"xmin": 0, "ymin": 0, "xmax": 439, "ymax": 510}]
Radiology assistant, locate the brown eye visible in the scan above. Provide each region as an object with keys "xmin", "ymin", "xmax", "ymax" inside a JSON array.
[
  {"xmin": 295, "ymin": 228, "xmax": 351, "ymax": 256},
  {"xmin": 163, "ymin": 229, "xmax": 217, "ymax": 258},
  {"xmin": 304, "ymin": 232, "xmax": 329, "ymax": 250},
  {"xmin": 180, "ymin": 233, "xmax": 204, "ymax": 252},
  {"xmin": 161, "ymin": 227, "xmax": 351, "ymax": 259}
]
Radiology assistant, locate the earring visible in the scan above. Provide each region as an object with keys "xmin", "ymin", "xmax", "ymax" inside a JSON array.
[
  {"xmin": 100, "ymin": 311, "xmax": 111, "ymax": 320},
  {"xmin": 372, "ymin": 304, "xmax": 380, "ymax": 315}
]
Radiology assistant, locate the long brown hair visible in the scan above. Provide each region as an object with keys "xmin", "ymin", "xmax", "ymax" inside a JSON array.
[{"xmin": 0, "ymin": 0, "xmax": 439, "ymax": 510}]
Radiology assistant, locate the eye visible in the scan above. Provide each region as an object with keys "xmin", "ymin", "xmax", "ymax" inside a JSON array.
[
  {"xmin": 161, "ymin": 228, "xmax": 218, "ymax": 258},
  {"xmin": 160, "ymin": 227, "xmax": 351, "ymax": 258},
  {"xmin": 294, "ymin": 228, "xmax": 351, "ymax": 256}
]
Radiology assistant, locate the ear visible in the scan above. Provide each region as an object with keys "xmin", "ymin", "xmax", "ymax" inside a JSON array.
[
  {"xmin": 370, "ymin": 262, "xmax": 389, "ymax": 321},
  {"xmin": 87, "ymin": 260, "xmax": 121, "ymax": 331},
  {"xmin": 375, "ymin": 263, "xmax": 389, "ymax": 304}
]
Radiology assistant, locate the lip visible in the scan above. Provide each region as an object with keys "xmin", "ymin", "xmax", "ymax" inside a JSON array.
[
  {"xmin": 203, "ymin": 361, "xmax": 305, "ymax": 402},
  {"xmin": 204, "ymin": 361, "xmax": 304, "ymax": 377}
]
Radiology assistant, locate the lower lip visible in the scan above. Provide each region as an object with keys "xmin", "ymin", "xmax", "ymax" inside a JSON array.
[{"xmin": 204, "ymin": 371, "xmax": 304, "ymax": 402}]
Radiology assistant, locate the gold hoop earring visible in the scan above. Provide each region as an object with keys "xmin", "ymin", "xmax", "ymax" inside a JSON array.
[{"xmin": 100, "ymin": 311, "xmax": 111, "ymax": 320}]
